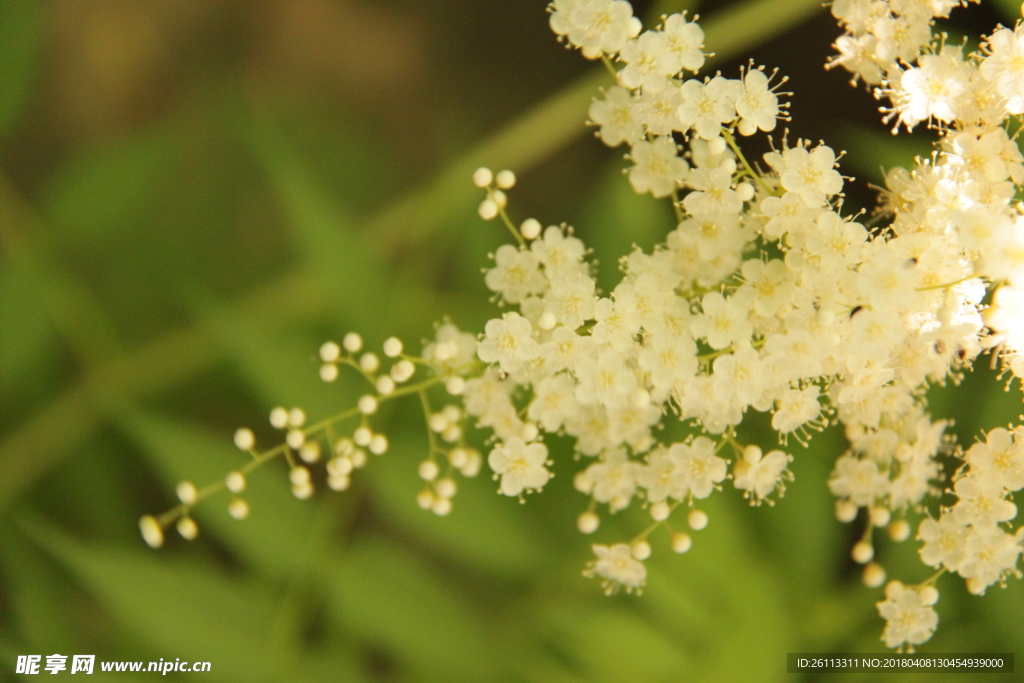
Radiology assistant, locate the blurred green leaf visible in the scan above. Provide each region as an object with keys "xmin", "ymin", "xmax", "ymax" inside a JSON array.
[
  {"xmin": 837, "ymin": 125, "xmax": 933, "ymax": 185},
  {"xmin": 752, "ymin": 426, "xmax": 845, "ymax": 596},
  {"xmin": 20, "ymin": 517, "xmax": 279, "ymax": 682},
  {"xmin": 0, "ymin": 529, "xmax": 79, "ymax": 652},
  {"xmin": 0, "ymin": 259, "xmax": 56, "ymax": 395},
  {"xmin": 328, "ymin": 537, "xmax": 507, "ymax": 682},
  {"xmin": 247, "ymin": 125, "xmax": 391, "ymax": 336},
  {"xmin": 189, "ymin": 290, "xmax": 342, "ymax": 410},
  {"xmin": 540, "ymin": 600, "xmax": 687, "ymax": 683},
  {"xmin": 638, "ymin": 494, "xmax": 793, "ymax": 683},
  {"xmin": 0, "ymin": 0, "xmax": 44, "ymax": 142},
  {"xmin": 41, "ymin": 125, "xmax": 184, "ymax": 241},
  {"xmin": 584, "ymin": 164, "xmax": 675, "ymax": 293},
  {"xmin": 991, "ymin": 0, "xmax": 1022, "ymax": 22}
]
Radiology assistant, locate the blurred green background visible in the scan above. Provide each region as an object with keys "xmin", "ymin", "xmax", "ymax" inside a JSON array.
[{"xmin": 2, "ymin": 0, "xmax": 1024, "ymax": 681}]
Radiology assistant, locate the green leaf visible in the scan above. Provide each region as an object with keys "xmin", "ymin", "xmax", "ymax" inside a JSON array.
[
  {"xmin": 837, "ymin": 125, "xmax": 933, "ymax": 185},
  {"xmin": 991, "ymin": 0, "xmax": 1022, "ymax": 22},
  {"xmin": 0, "ymin": 259, "xmax": 56, "ymax": 395},
  {"xmin": 20, "ymin": 517, "xmax": 278, "ymax": 682},
  {"xmin": 0, "ymin": 528, "xmax": 79, "ymax": 652},
  {"xmin": 246, "ymin": 125, "xmax": 391, "ymax": 336},
  {"xmin": 41, "ymin": 124, "xmax": 185, "ymax": 241},
  {"xmin": 584, "ymin": 164, "xmax": 676, "ymax": 293},
  {"xmin": 539, "ymin": 599, "xmax": 688, "ymax": 683},
  {"xmin": 0, "ymin": 0, "xmax": 45, "ymax": 141},
  {"xmin": 188, "ymin": 289, "xmax": 344, "ymax": 410},
  {"xmin": 638, "ymin": 494, "xmax": 794, "ymax": 683},
  {"xmin": 328, "ymin": 537, "xmax": 506, "ymax": 682}
]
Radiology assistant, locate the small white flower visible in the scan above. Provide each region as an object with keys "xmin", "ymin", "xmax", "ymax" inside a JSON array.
[
  {"xmin": 733, "ymin": 449, "xmax": 792, "ymax": 502},
  {"xmin": 772, "ymin": 143, "xmax": 844, "ymax": 206},
  {"xmin": 662, "ymin": 12, "xmax": 704, "ymax": 73},
  {"xmin": 488, "ymin": 437, "xmax": 552, "ymax": 496},
  {"xmin": 690, "ymin": 291, "xmax": 753, "ymax": 351},
  {"xmin": 485, "ymin": 245, "xmax": 546, "ymax": 304},
  {"xmin": 627, "ymin": 136, "xmax": 689, "ymax": 197},
  {"xmin": 477, "ymin": 312, "xmax": 540, "ymax": 373},
  {"xmin": 618, "ymin": 30, "xmax": 681, "ymax": 90},
  {"xmin": 574, "ymin": 448, "xmax": 642, "ymax": 512},
  {"xmin": 589, "ymin": 85, "xmax": 644, "ymax": 146},
  {"xmin": 735, "ymin": 68, "xmax": 781, "ymax": 134},
  {"xmin": 877, "ymin": 582, "xmax": 939, "ymax": 650},
  {"xmin": 549, "ymin": 0, "xmax": 640, "ymax": 60},
  {"xmin": 677, "ymin": 76, "xmax": 742, "ymax": 139},
  {"xmin": 829, "ymin": 454, "xmax": 889, "ymax": 507},
  {"xmin": 586, "ymin": 543, "xmax": 647, "ymax": 594}
]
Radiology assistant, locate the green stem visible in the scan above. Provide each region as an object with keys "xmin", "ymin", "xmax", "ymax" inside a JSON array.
[
  {"xmin": 722, "ymin": 128, "xmax": 775, "ymax": 197},
  {"xmin": 600, "ymin": 55, "xmax": 619, "ymax": 79},
  {"xmin": 496, "ymin": 198, "xmax": 527, "ymax": 247},
  {"xmin": 154, "ymin": 371, "xmax": 454, "ymax": 527}
]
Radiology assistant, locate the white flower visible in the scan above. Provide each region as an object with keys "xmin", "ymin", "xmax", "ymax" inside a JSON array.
[
  {"xmin": 574, "ymin": 349, "xmax": 638, "ymax": 408},
  {"xmin": 964, "ymin": 427, "xmax": 1024, "ymax": 492},
  {"xmin": 800, "ymin": 211, "xmax": 866, "ymax": 271},
  {"xmin": 772, "ymin": 385, "xmax": 822, "ymax": 433},
  {"xmin": 690, "ymin": 291, "xmax": 753, "ymax": 350},
  {"xmin": 641, "ymin": 436, "xmax": 727, "ymax": 501},
  {"xmin": 951, "ymin": 473, "xmax": 1017, "ymax": 527},
  {"xmin": 662, "ymin": 12, "xmax": 704, "ymax": 73},
  {"xmin": 831, "ymin": 34, "xmax": 883, "ymax": 85},
  {"xmin": 488, "ymin": 437, "xmax": 551, "ymax": 496},
  {"xmin": 871, "ymin": 12, "xmax": 932, "ymax": 64},
  {"xmin": 735, "ymin": 68, "xmax": 781, "ymax": 135},
  {"xmin": 545, "ymin": 272, "xmax": 598, "ymax": 329},
  {"xmin": 893, "ymin": 47, "xmax": 971, "ymax": 128},
  {"xmin": 633, "ymin": 78, "xmax": 685, "ymax": 136},
  {"xmin": 462, "ymin": 367, "xmax": 515, "ymax": 418},
  {"xmin": 528, "ymin": 373, "xmax": 581, "ymax": 432},
  {"xmin": 829, "ymin": 454, "xmax": 889, "ymax": 507},
  {"xmin": 637, "ymin": 330, "xmax": 698, "ymax": 400},
  {"xmin": 548, "ymin": 0, "xmax": 641, "ymax": 60},
  {"xmin": 677, "ymin": 76, "xmax": 742, "ymax": 139},
  {"xmin": 485, "ymin": 244, "xmax": 546, "ymax": 303},
  {"xmin": 477, "ymin": 312, "xmax": 541, "ymax": 373},
  {"xmin": 771, "ymin": 144, "xmax": 844, "ymax": 206},
  {"xmin": 711, "ymin": 341, "xmax": 766, "ymax": 406},
  {"xmin": 877, "ymin": 582, "xmax": 938, "ymax": 650},
  {"xmin": 917, "ymin": 514, "xmax": 968, "ymax": 571},
  {"xmin": 981, "ymin": 24, "xmax": 1024, "ymax": 114},
  {"xmin": 673, "ymin": 436, "xmax": 728, "ymax": 498},
  {"xmin": 957, "ymin": 525, "xmax": 1023, "ymax": 592},
  {"xmin": 683, "ymin": 167, "xmax": 743, "ymax": 217},
  {"xmin": 586, "ymin": 543, "xmax": 647, "ymax": 593},
  {"xmin": 618, "ymin": 30, "xmax": 681, "ymax": 90},
  {"xmin": 574, "ymin": 448, "xmax": 642, "ymax": 512},
  {"xmin": 733, "ymin": 449, "xmax": 792, "ymax": 502},
  {"xmin": 759, "ymin": 191, "xmax": 823, "ymax": 240},
  {"xmin": 531, "ymin": 225, "xmax": 587, "ymax": 275},
  {"xmin": 738, "ymin": 258, "xmax": 795, "ymax": 317},
  {"xmin": 590, "ymin": 295, "xmax": 641, "ymax": 352},
  {"xmin": 627, "ymin": 136, "xmax": 688, "ymax": 197},
  {"xmin": 540, "ymin": 325, "xmax": 588, "ymax": 374},
  {"xmin": 588, "ymin": 85, "xmax": 643, "ymax": 146}
]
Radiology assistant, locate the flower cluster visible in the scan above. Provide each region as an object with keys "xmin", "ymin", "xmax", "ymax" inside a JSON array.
[
  {"xmin": 142, "ymin": 0, "xmax": 1024, "ymax": 652},
  {"xmin": 826, "ymin": 0, "xmax": 1024, "ymax": 649}
]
